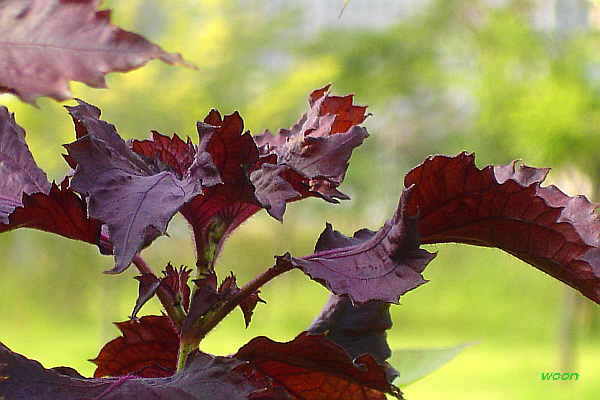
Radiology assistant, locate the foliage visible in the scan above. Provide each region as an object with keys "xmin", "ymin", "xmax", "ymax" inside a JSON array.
[{"xmin": 1, "ymin": 1, "xmax": 600, "ymax": 399}]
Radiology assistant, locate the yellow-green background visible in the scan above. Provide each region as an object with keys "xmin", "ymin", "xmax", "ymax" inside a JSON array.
[{"xmin": 1, "ymin": 0, "xmax": 600, "ymax": 398}]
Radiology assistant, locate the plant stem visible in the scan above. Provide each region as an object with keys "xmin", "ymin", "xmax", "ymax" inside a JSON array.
[
  {"xmin": 198, "ymin": 258, "xmax": 294, "ymax": 347},
  {"xmin": 132, "ymin": 254, "xmax": 186, "ymax": 330}
]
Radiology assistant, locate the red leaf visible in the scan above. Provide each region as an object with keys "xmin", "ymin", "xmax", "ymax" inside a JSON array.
[
  {"xmin": 0, "ymin": 102, "xmax": 99, "ymax": 243},
  {"xmin": 254, "ymin": 85, "xmax": 369, "ymax": 202},
  {"xmin": 179, "ymin": 110, "xmax": 261, "ymax": 264},
  {"xmin": 285, "ymin": 187, "xmax": 435, "ymax": 304},
  {"xmin": 0, "ymin": 177, "xmax": 102, "ymax": 245},
  {"xmin": 91, "ymin": 315, "xmax": 179, "ymax": 378},
  {"xmin": 181, "ymin": 111, "xmax": 260, "ymax": 226},
  {"xmin": 218, "ymin": 273, "xmax": 265, "ymax": 327},
  {"xmin": 406, "ymin": 152, "xmax": 600, "ymax": 304},
  {"xmin": 0, "ymin": 0, "xmax": 193, "ymax": 104},
  {"xmin": 161, "ymin": 264, "xmax": 192, "ymax": 312},
  {"xmin": 132, "ymin": 131, "xmax": 197, "ymax": 178},
  {"xmin": 1, "ymin": 343, "xmax": 258, "ymax": 400},
  {"xmin": 0, "ymin": 105, "xmax": 50, "ymax": 223},
  {"xmin": 234, "ymin": 332, "xmax": 401, "ymax": 400}
]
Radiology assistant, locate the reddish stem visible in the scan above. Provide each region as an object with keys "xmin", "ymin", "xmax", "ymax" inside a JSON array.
[
  {"xmin": 181, "ymin": 257, "xmax": 294, "ymax": 349},
  {"xmin": 132, "ymin": 254, "xmax": 186, "ymax": 330}
]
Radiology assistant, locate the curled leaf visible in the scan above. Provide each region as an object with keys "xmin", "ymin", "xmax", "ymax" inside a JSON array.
[
  {"xmin": 132, "ymin": 131, "xmax": 197, "ymax": 178},
  {"xmin": 254, "ymin": 85, "xmax": 369, "ymax": 203},
  {"xmin": 406, "ymin": 152, "xmax": 600, "ymax": 304},
  {"xmin": 250, "ymin": 163, "xmax": 301, "ymax": 221}
]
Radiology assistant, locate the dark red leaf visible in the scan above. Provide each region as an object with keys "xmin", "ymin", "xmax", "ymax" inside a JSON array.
[
  {"xmin": 132, "ymin": 131, "xmax": 197, "ymax": 179},
  {"xmin": 179, "ymin": 110, "xmax": 261, "ymax": 266},
  {"xmin": 254, "ymin": 85, "xmax": 369, "ymax": 202},
  {"xmin": 284, "ymin": 186, "xmax": 435, "ymax": 304},
  {"xmin": 180, "ymin": 111, "xmax": 260, "ymax": 226},
  {"xmin": 0, "ymin": 0, "xmax": 193, "ymax": 104},
  {"xmin": 405, "ymin": 152, "xmax": 600, "ymax": 304},
  {"xmin": 64, "ymin": 100, "xmax": 220, "ymax": 273},
  {"xmin": 161, "ymin": 264, "xmax": 192, "ymax": 312},
  {"xmin": 91, "ymin": 315, "xmax": 179, "ymax": 378},
  {"xmin": 1, "ymin": 342, "xmax": 258, "ymax": 400},
  {"xmin": 234, "ymin": 332, "xmax": 401, "ymax": 400},
  {"xmin": 0, "ymin": 105, "xmax": 50, "ymax": 223},
  {"xmin": 0, "ymin": 177, "xmax": 102, "ymax": 244},
  {"xmin": 0, "ymin": 100, "xmax": 99, "ymax": 243},
  {"xmin": 218, "ymin": 273, "xmax": 265, "ymax": 327}
]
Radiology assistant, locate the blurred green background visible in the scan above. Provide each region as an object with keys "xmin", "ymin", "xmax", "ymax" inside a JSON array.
[{"xmin": 2, "ymin": 0, "xmax": 600, "ymax": 398}]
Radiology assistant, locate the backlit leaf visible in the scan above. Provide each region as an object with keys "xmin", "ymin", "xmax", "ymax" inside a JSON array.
[
  {"xmin": 235, "ymin": 332, "xmax": 401, "ymax": 400},
  {"xmin": 0, "ymin": 177, "xmax": 101, "ymax": 245},
  {"xmin": 406, "ymin": 152, "xmax": 600, "ymax": 304},
  {"xmin": 254, "ymin": 85, "xmax": 369, "ymax": 203},
  {"xmin": 91, "ymin": 315, "xmax": 179, "ymax": 378}
]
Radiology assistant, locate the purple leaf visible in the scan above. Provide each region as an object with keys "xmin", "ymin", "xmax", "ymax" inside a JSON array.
[
  {"xmin": 0, "ymin": 105, "xmax": 50, "ymax": 223},
  {"xmin": 0, "ymin": 342, "xmax": 260, "ymax": 400},
  {"xmin": 0, "ymin": 0, "xmax": 194, "ymax": 104},
  {"xmin": 307, "ymin": 294, "xmax": 398, "ymax": 382},
  {"xmin": 249, "ymin": 163, "xmax": 301, "ymax": 221},
  {"xmin": 283, "ymin": 186, "xmax": 435, "ymax": 304},
  {"xmin": 64, "ymin": 100, "xmax": 220, "ymax": 273}
]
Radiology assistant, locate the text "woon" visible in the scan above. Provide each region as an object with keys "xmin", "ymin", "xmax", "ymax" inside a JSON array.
[{"xmin": 542, "ymin": 372, "xmax": 579, "ymax": 381}]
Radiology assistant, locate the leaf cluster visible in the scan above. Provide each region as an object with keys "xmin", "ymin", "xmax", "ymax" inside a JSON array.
[{"xmin": 1, "ymin": 1, "xmax": 600, "ymax": 399}]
